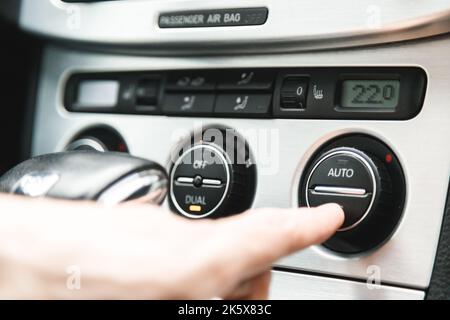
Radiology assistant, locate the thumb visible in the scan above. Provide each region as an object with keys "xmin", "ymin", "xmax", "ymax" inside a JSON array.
[{"xmin": 216, "ymin": 203, "xmax": 344, "ymax": 278}]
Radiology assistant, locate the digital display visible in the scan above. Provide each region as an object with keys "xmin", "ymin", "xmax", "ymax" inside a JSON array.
[
  {"xmin": 341, "ymin": 80, "xmax": 400, "ymax": 109},
  {"xmin": 76, "ymin": 80, "xmax": 119, "ymax": 108}
]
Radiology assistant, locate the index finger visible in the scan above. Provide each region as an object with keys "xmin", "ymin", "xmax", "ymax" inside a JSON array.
[{"xmin": 215, "ymin": 203, "xmax": 344, "ymax": 279}]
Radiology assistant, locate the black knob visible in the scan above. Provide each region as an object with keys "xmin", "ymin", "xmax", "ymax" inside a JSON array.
[
  {"xmin": 169, "ymin": 129, "xmax": 256, "ymax": 219},
  {"xmin": 66, "ymin": 126, "xmax": 128, "ymax": 153},
  {"xmin": 305, "ymin": 147, "xmax": 392, "ymax": 231},
  {"xmin": 299, "ymin": 134, "xmax": 405, "ymax": 254}
]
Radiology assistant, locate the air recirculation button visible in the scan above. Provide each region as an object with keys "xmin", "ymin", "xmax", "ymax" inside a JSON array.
[{"xmin": 299, "ymin": 134, "xmax": 405, "ymax": 254}]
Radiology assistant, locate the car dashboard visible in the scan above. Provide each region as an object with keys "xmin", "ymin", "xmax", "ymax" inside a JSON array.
[{"xmin": 3, "ymin": 0, "xmax": 450, "ymax": 300}]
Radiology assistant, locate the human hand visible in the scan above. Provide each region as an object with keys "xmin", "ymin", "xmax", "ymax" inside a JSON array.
[{"xmin": 0, "ymin": 195, "xmax": 343, "ymax": 299}]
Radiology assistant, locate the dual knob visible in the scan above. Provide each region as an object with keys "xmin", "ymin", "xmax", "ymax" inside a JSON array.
[{"xmin": 169, "ymin": 130, "xmax": 256, "ymax": 219}]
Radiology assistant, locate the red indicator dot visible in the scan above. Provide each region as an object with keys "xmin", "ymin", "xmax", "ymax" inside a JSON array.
[{"xmin": 385, "ymin": 153, "xmax": 393, "ymax": 163}]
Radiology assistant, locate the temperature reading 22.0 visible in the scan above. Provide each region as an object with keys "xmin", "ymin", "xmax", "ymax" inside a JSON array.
[{"xmin": 341, "ymin": 80, "xmax": 400, "ymax": 109}]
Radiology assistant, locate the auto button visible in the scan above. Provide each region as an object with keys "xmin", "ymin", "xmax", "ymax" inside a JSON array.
[
  {"xmin": 308, "ymin": 153, "xmax": 374, "ymax": 192},
  {"xmin": 299, "ymin": 135, "xmax": 404, "ymax": 254},
  {"xmin": 305, "ymin": 148, "xmax": 377, "ymax": 231}
]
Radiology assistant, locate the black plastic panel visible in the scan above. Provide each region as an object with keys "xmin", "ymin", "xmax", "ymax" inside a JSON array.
[
  {"xmin": 273, "ymin": 67, "xmax": 426, "ymax": 120},
  {"xmin": 64, "ymin": 67, "xmax": 426, "ymax": 120}
]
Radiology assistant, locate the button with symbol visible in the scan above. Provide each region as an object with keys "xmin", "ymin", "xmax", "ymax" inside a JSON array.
[
  {"xmin": 162, "ymin": 93, "xmax": 215, "ymax": 115},
  {"xmin": 135, "ymin": 79, "xmax": 159, "ymax": 106},
  {"xmin": 215, "ymin": 94, "xmax": 272, "ymax": 117},
  {"xmin": 218, "ymin": 70, "xmax": 275, "ymax": 90},
  {"xmin": 280, "ymin": 77, "xmax": 309, "ymax": 109},
  {"xmin": 312, "ymin": 84, "xmax": 324, "ymax": 100},
  {"xmin": 167, "ymin": 72, "xmax": 216, "ymax": 91}
]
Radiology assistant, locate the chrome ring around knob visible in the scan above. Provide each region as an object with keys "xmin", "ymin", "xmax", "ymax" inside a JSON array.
[
  {"xmin": 66, "ymin": 137, "xmax": 107, "ymax": 152},
  {"xmin": 170, "ymin": 144, "xmax": 231, "ymax": 219}
]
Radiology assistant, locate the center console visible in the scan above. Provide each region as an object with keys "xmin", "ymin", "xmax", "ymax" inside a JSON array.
[{"xmin": 21, "ymin": 0, "xmax": 450, "ymax": 300}]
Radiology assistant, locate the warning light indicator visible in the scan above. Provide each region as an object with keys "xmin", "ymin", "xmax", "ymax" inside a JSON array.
[
  {"xmin": 189, "ymin": 205, "xmax": 202, "ymax": 212},
  {"xmin": 385, "ymin": 153, "xmax": 393, "ymax": 163}
]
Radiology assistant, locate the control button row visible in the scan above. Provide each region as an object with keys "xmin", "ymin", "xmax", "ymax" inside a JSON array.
[
  {"xmin": 166, "ymin": 70, "xmax": 275, "ymax": 91},
  {"xmin": 162, "ymin": 93, "xmax": 272, "ymax": 117}
]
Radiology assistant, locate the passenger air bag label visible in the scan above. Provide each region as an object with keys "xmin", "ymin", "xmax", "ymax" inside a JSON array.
[{"xmin": 159, "ymin": 8, "xmax": 268, "ymax": 28}]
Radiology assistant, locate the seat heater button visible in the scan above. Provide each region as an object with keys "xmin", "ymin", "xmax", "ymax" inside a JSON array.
[
  {"xmin": 215, "ymin": 94, "xmax": 272, "ymax": 116},
  {"xmin": 217, "ymin": 70, "xmax": 274, "ymax": 90},
  {"xmin": 162, "ymin": 94, "xmax": 215, "ymax": 115}
]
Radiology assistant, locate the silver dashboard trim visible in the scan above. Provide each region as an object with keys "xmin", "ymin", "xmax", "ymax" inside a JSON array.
[
  {"xmin": 19, "ymin": 0, "xmax": 450, "ymax": 54},
  {"xmin": 269, "ymin": 271, "xmax": 424, "ymax": 300},
  {"xmin": 32, "ymin": 37, "xmax": 450, "ymax": 291}
]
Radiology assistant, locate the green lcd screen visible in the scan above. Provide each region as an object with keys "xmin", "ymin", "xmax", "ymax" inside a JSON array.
[{"xmin": 341, "ymin": 80, "xmax": 400, "ymax": 109}]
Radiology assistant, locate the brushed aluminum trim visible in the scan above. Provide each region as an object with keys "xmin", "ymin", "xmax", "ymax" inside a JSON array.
[
  {"xmin": 18, "ymin": 0, "xmax": 450, "ymax": 54},
  {"xmin": 269, "ymin": 271, "xmax": 424, "ymax": 300}
]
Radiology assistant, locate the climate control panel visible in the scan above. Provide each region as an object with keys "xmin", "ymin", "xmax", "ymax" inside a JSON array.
[
  {"xmin": 63, "ymin": 67, "xmax": 426, "ymax": 120},
  {"xmin": 168, "ymin": 130, "xmax": 406, "ymax": 254},
  {"xmin": 33, "ymin": 42, "xmax": 450, "ymax": 298}
]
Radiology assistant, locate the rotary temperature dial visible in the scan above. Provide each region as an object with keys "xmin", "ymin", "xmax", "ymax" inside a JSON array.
[
  {"xmin": 170, "ymin": 129, "xmax": 256, "ymax": 219},
  {"xmin": 299, "ymin": 135, "xmax": 405, "ymax": 254},
  {"xmin": 305, "ymin": 147, "xmax": 391, "ymax": 232}
]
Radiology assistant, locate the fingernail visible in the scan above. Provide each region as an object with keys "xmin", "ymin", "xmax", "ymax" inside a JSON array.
[{"xmin": 319, "ymin": 203, "xmax": 344, "ymax": 212}]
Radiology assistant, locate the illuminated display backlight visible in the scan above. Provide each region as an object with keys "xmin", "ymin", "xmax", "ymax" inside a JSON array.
[{"xmin": 341, "ymin": 80, "xmax": 400, "ymax": 109}]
